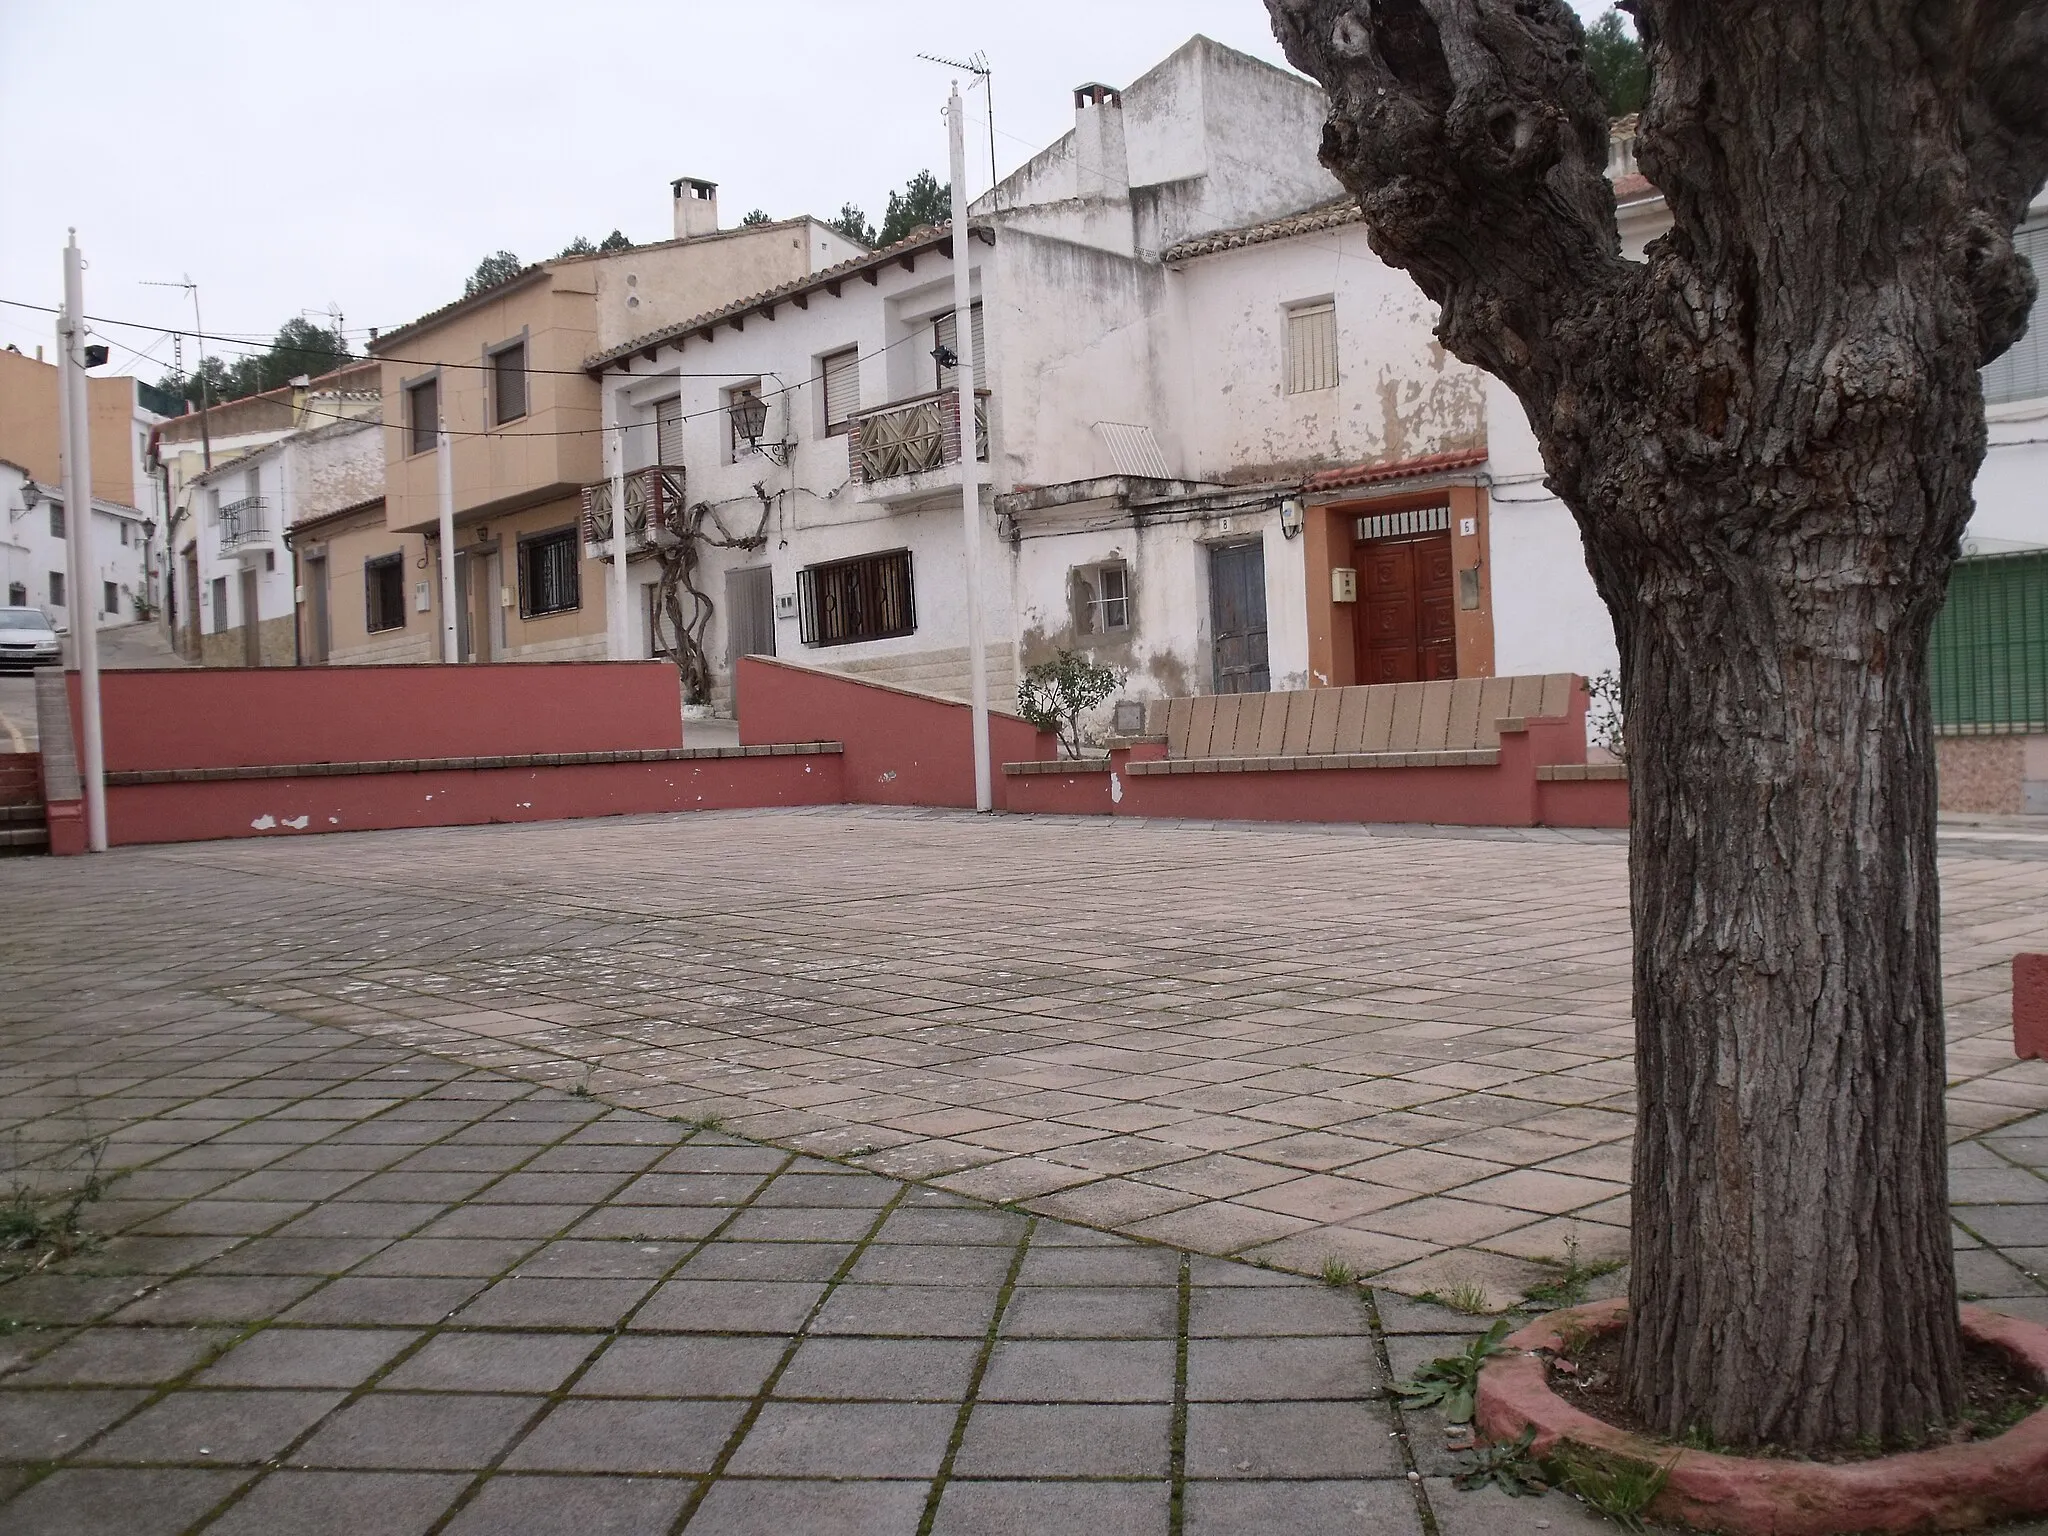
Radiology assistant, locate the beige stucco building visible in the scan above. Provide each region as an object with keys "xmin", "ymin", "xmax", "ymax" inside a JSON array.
[{"xmin": 366, "ymin": 190, "xmax": 863, "ymax": 666}]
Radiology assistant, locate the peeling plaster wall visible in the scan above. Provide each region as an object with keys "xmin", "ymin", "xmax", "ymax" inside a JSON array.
[
  {"xmin": 989, "ymin": 231, "xmax": 1176, "ymax": 489},
  {"xmin": 1015, "ymin": 505, "xmax": 1308, "ymax": 721},
  {"xmin": 1168, "ymin": 222, "xmax": 1485, "ymax": 484}
]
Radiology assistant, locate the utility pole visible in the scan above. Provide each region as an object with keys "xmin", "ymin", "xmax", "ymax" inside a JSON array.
[
  {"xmin": 58, "ymin": 232, "xmax": 107, "ymax": 852},
  {"xmin": 604, "ymin": 388, "xmax": 628, "ymax": 660},
  {"xmin": 947, "ymin": 84, "xmax": 992, "ymax": 813},
  {"xmin": 436, "ymin": 418, "xmax": 458, "ymax": 663}
]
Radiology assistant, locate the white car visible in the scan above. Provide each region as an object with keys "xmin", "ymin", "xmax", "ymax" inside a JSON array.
[{"xmin": 0, "ymin": 607, "xmax": 61, "ymax": 671}]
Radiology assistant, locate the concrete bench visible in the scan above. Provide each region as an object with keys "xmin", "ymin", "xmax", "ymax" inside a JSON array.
[{"xmin": 1125, "ymin": 674, "xmax": 1582, "ymax": 777}]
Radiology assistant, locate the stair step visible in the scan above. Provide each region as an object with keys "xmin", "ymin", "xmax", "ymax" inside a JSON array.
[
  {"xmin": 0, "ymin": 803, "xmax": 45, "ymax": 825},
  {"xmin": 0, "ymin": 824, "xmax": 49, "ymax": 852}
]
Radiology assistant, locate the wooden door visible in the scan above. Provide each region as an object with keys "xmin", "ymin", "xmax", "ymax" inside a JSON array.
[
  {"xmin": 725, "ymin": 565, "xmax": 777, "ymax": 711},
  {"xmin": 305, "ymin": 556, "xmax": 330, "ymax": 664},
  {"xmin": 1357, "ymin": 532, "xmax": 1456, "ymax": 682},
  {"xmin": 1209, "ymin": 540, "xmax": 1269, "ymax": 694},
  {"xmin": 238, "ymin": 567, "xmax": 261, "ymax": 667}
]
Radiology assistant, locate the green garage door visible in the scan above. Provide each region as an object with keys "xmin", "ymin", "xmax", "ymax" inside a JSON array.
[{"xmin": 1930, "ymin": 550, "xmax": 2048, "ymax": 733}]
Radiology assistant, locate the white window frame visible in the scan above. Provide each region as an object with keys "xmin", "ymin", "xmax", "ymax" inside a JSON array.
[{"xmin": 1285, "ymin": 299, "xmax": 1339, "ymax": 396}]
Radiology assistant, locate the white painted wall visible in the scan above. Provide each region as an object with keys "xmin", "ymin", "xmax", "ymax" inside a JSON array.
[{"xmin": 0, "ymin": 462, "xmax": 150, "ymax": 627}]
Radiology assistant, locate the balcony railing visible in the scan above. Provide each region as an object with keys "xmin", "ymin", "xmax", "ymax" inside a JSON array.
[
  {"xmin": 581, "ymin": 465, "xmax": 687, "ymax": 551},
  {"xmin": 848, "ymin": 388, "xmax": 989, "ymax": 485},
  {"xmin": 218, "ymin": 496, "xmax": 269, "ymax": 555}
]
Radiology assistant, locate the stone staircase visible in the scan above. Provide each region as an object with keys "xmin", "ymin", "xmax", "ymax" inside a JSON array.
[{"xmin": 0, "ymin": 751, "xmax": 47, "ymax": 855}]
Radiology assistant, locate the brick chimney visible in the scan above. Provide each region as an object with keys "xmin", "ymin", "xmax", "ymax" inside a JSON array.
[{"xmin": 672, "ymin": 177, "xmax": 719, "ymax": 240}]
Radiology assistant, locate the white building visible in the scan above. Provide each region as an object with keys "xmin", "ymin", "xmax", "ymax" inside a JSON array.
[
  {"xmin": 152, "ymin": 361, "xmax": 382, "ymax": 659},
  {"xmin": 183, "ymin": 412, "xmax": 382, "ymax": 666},
  {"xmin": 584, "ymin": 37, "xmax": 2048, "ymax": 781},
  {"xmin": 585, "ymin": 37, "xmax": 1491, "ymax": 711},
  {"xmin": 0, "ymin": 458, "xmax": 151, "ymax": 629}
]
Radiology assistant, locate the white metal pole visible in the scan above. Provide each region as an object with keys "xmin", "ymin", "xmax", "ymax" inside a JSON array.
[
  {"xmin": 435, "ymin": 422, "xmax": 458, "ymax": 663},
  {"xmin": 947, "ymin": 85, "xmax": 992, "ymax": 813},
  {"xmin": 604, "ymin": 385, "xmax": 629, "ymax": 660},
  {"xmin": 59, "ymin": 233, "xmax": 107, "ymax": 852}
]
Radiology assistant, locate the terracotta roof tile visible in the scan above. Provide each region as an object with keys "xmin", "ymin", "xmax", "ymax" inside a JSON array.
[
  {"xmin": 1305, "ymin": 446, "xmax": 1489, "ymax": 493},
  {"xmin": 1160, "ymin": 199, "xmax": 1364, "ymax": 263},
  {"xmin": 585, "ymin": 223, "xmax": 976, "ymax": 373}
]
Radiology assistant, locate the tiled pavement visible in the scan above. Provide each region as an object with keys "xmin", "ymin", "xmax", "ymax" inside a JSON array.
[
  {"xmin": 3, "ymin": 807, "xmax": 2048, "ymax": 1531},
  {"xmin": 15, "ymin": 807, "xmax": 2043, "ymax": 1306},
  {"xmin": 0, "ymin": 989, "xmax": 1606, "ymax": 1534}
]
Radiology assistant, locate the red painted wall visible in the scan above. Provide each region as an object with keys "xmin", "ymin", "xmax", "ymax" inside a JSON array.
[
  {"xmin": 100, "ymin": 754, "xmax": 844, "ymax": 849},
  {"xmin": 73, "ymin": 662, "xmax": 684, "ymax": 773},
  {"xmin": 0, "ymin": 751, "xmax": 41, "ymax": 808},
  {"xmin": 737, "ymin": 656, "xmax": 1054, "ymax": 809}
]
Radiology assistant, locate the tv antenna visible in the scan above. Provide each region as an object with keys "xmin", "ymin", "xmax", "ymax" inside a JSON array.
[
  {"xmin": 917, "ymin": 51, "xmax": 998, "ymax": 197},
  {"xmin": 141, "ymin": 274, "xmax": 211, "ymax": 469}
]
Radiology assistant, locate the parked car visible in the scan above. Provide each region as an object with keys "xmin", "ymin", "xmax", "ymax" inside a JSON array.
[{"xmin": 0, "ymin": 607, "xmax": 61, "ymax": 671}]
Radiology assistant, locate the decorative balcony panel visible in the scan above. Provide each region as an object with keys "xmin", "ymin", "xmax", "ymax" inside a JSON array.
[
  {"xmin": 217, "ymin": 496, "xmax": 269, "ymax": 558},
  {"xmin": 581, "ymin": 466, "xmax": 686, "ymax": 552},
  {"xmin": 848, "ymin": 389, "xmax": 989, "ymax": 485}
]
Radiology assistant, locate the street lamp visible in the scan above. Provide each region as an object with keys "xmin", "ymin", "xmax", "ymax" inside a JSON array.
[{"xmin": 730, "ymin": 390, "xmax": 768, "ymax": 448}]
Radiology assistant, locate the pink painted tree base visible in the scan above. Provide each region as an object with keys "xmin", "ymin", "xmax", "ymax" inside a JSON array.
[{"xmin": 1476, "ymin": 1299, "xmax": 2048, "ymax": 1535}]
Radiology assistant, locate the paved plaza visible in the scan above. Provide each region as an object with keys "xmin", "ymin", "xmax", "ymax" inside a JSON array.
[{"xmin": 3, "ymin": 807, "xmax": 2048, "ymax": 1531}]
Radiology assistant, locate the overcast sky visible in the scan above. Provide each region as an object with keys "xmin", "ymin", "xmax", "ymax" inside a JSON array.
[{"xmin": 0, "ymin": 0, "xmax": 1611, "ymax": 385}]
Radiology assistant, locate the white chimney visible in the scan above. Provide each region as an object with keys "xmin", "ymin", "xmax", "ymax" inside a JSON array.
[
  {"xmin": 1072, "ymin": 83, "xmax": 1129, "ymax": 201},
  {"xmin": 672, "ymin": 177, "xmax": 720, "ymax": 239}
]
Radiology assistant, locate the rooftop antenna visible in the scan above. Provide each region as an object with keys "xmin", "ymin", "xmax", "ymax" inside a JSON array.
[
  {"xmin": 917, "ymin": 51, "xmax": 997, "ymax": 199},
  {"xmin": 142, "ymin": 275, "xmax": 211, "ymax": 469}
]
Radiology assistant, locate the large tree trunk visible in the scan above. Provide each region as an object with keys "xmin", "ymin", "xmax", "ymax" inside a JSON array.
[{"xmin": 1266, "ymin": 0, "xmax": 2048, "ymax": 1452}]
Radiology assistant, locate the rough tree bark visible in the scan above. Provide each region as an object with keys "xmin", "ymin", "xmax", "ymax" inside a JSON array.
[{"xmin": 1266, "ymin": 0, "xmax": 2048, "ymax": 1451}]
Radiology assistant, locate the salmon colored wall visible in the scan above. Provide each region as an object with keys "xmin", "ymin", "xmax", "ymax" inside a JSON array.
[
  {"xmin": 737, "ymin": 656, "xmax": 1054, "ymax": 809},
  {"xmin": 999, "ymin": 688, "xmax": 1622, "ymax": 828},
  {"xmin": 72, "ymin": 661, "xmax": 682, "ymax": 772},
  {"xmin": 99, "ymin": 755, "xmax": 844, "ymax": 849},
  {"xmin": 1305, "ymin": 482, "xmax": 1496, "ymax": 688}
]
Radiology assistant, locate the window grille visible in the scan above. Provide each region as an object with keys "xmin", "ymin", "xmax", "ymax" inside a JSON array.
[
  {"xmin": 1984, "ymin": 223, "xmax": 2048, "ymax": 406},
  {"xmin": 1931, "ymin": 550, "xmax": 2047, "ymax": 732},
  {"xmin": 492, "ymin": 342, "xmax": 528, "ymax": 425},
  {"xmin": 655, "ymin": 397, "xmax": 684, "ymax": 464},
  {"xmin": 1355, "ymin": 506, "xmax": 1450, "ymax": 541},
  {"xmin": 407, "ymin": 377, "xmax": 439, "ymax": 455},
  {"xmin": 822, "ymin": 347, "xmax": 861, "ymax": 436},
  {"xmin": 797, "ymin": 548, "xmax": 915, "ymax": 647},
  {"xmin": 51, "ymin": 571, "xmax": 66, "ymax": 610},
  {"xmin": 519, "ymin": 526, "xmax": 581, "ymax": 618},
  {"xmin": 6, "ymin": 583, "xmax": 24, "ymax": 606},
  {"xmin": 48, "ymin": 505, "xmax": 63, "ymax": 539},
  {"xmin": 365, "ymin": 554, "xmax": 407, "ymax": 633},
  {"xmin": 1286, "ymin": 300, "xmax": 1338, "ymax": 394}
]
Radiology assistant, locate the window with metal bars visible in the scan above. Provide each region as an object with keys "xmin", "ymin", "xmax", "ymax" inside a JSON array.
[
  {"xmin": 1285, "ymin": 300, "xmax": 1338, "ymax": 395},
  {"xmin": 822, "ymin": 347, "xmax": 860, "ymax": 436},
  {"xmin": 407, "ymin": 377, "xmax": 439, "ymax": 455},
  {"xmin": 519, "ymin": 526, "xmax": 581, "ymax": 618},
  {"xmin": 491, "ymin": 341, "xmax": 528, "ymax": 425},
  {"xmin": 1931, "ymin": 550, "xmax": 2047, "ymax": 732},
  {"xmin": 365, "ymin": 554, "xmax": 407, "ymax": 633},
  {"xmin": 1984, "ymin": 222, "xmax": 2048, "ymax": 406},
  {"xmin": 797, "ymin": 548, "xmax": 915, "ymax": 647},
  {"xmin": 48, "ymin": 504, "xmax": 63, "ymax": 539}
]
